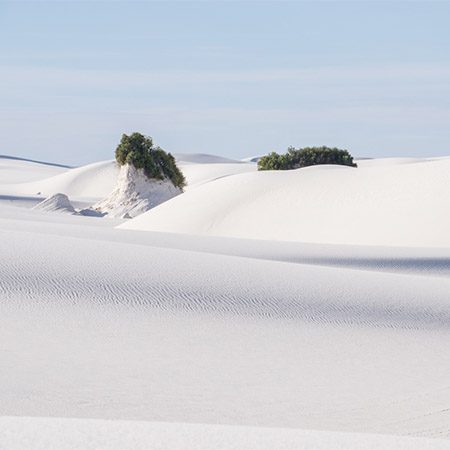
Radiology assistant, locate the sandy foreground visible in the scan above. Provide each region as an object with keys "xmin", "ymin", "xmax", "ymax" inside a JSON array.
[{"xmin": 0, "ymin": 154, "xmax": 449, "ymax": 449}]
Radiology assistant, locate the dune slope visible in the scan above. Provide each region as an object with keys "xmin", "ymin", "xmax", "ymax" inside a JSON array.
[
  {"xmin": 121, "ymin": 157, "xmax": 450, "ymax": 247},
  {"xmin": 0, "ymin": 154, "xmax": 256, "ymax": 205},
  {"xmin": 1, "ymin": 155, "xmax": 450, "ymax": 449},
  {"xmin": 0, "ymin": 155, "xmax": 69, "ymax": 184},
  {"xmin": 1, "ymin": 206, "xmax": 450, "ymax": 440},
  {"xmin": 2, "ymin": 417, "xmax": 450, "ymax": 450}
]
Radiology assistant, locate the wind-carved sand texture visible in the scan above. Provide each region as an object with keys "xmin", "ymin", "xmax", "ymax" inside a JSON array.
[
  {"xmin": 33, "ymin": 193, "xmax": 76, "ymax": 214},
  {"xmin": 0, "ymin": 154, "xmax": 450, "ymax": 449}
]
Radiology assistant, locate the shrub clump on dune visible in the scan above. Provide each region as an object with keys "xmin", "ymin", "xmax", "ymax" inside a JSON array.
[
  {"xmin": 115, "ymin": 132, "xmax": 186, "ymax": 189},
  {"xmin": 258, "ymin": 146, "xmax": 357, "ymax": 171}
]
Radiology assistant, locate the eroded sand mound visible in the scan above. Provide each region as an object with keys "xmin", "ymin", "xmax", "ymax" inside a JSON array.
[
  {"xmin": 92, "ymin": 164, "xmax": 182, "ymax": 218},
  {"xmin": 33, "ymin": 193, "xmax": 76, "ymax": 214}
]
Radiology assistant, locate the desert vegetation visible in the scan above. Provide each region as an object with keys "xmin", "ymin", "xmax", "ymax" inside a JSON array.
[
  {"xmin": 258, "ymin": 146, "xmax": 357, "ymax": 171},
  {"xmin": 115, "ymin": 132, "xmax": 186, "ymax": 189}
]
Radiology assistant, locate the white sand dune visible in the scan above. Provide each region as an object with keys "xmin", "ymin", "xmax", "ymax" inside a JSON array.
[
  {"xmin": 177, "ymin": 153, "xmax": 255, "ymax": 190},
  {"xmin": 0, "ymin": 154, "xmax": 256, "ymax": 206},
  {"xmin": 0, "ymin": 155, "xmax": 69, "ymax": 184},
  {"xmin": 1, "ymin": 207, "xmax": 450, "ymax": 440},
  {"xmin": 356, "ymin": 156, "xmax": 442, "ymax": 167},
  {"xmin": 180, "ymin": 162, "xmax": 256, "ymax": 190},
  {"xmin": 8, "ymin": 160, "xmax": 119, "ymax": 200},
  {"xmin": 122, "ymin": 157, "xmax": 450, "ymax": 247},
  {"xmin": 1, "ymin": 206, "xmax": 450, "ymax": 277},
  {"xmin": 2, "ymin": 417, "xmax": 450, "ymax": 450},
  {"xmin": 174, "ymin": 152, "xmax": 245, "ymax": 164},
  {"xmin": 241, "ymin": 155, "xmax": 264, "ymax": 163},
  {"xmin": 1, "ymin": 155, "xmax": 450, "ymax": 449},
  {"xmin": 32, "ymin": 193, "xmax": 76, "ymax": 214}
]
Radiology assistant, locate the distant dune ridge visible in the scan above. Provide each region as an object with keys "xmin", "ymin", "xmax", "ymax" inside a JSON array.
[
  {"xmin": 0, "ymin": 159, "xmax": 119, "ymax": 199},
  {"xmin": 0, "ymin": 154, "xmax": 69, "ymax": 184},
  {"xmin": 173, "ymin": 152, "xmax": 245, "ymax": 164},
  {"xmin": 0, "ymin": 153, "xmax": 255, "ymax": 201},
  {"xmin": 2, "ymin": 153, "xmax": 448, "ymax": 247},
  {"xmin": 1, "ymin": 152, "xmax": 450, "ymax": 449}
]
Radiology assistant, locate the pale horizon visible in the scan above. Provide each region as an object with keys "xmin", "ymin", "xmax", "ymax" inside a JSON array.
[{"xmin": 1, "ymin": 1, "xmax": 449, "ymax": 165}]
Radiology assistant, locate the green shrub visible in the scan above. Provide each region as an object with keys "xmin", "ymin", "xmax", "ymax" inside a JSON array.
[
  {"xmin": 258, "ymin": 146, "xmax": 357, "ymax": 171},
  {"xmin": 115, "ymin": 132, "xmax": 186, "ymax": 189}
]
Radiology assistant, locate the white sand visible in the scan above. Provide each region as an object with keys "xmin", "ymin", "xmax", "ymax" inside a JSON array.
[
  {"xmin": 2, "ymin": 160, "xmax": 119, "ymax": 201},
  {"xmin": 32, "ymin": 193, "xmax": 76, "ymax": 214},
  {"xmin": 0, "ymin": 154, "xmax": 449, "ymax": 449},
  {"xmin": 0, "ymin": 155, "xmax": 69, "ymax": 184},
  {"xmin": 121, "ymin": 157, "xmax": 450, "ymax": 247},
  {"xmin": 2, "ymin": 417, "xmax": 450, "ymax": 450},
  {"xmin": 174, "ymin": 152, "xmax": 245, "ymax": 164},
  {"xmin": 0, "ymin": 154, "xmax": 256, "ymax": 205},
  {"xmin": 92, "ymin": 164, "xmax": 182, "ymax": 218}
]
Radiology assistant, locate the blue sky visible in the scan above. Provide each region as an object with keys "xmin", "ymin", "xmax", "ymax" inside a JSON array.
[{"xmin": 1, "ymin": 1, "xmax": 449, "ymax": 165}]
